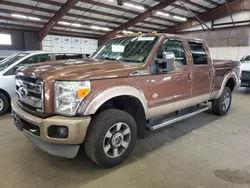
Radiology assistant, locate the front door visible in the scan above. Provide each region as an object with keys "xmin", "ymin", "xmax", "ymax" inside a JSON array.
[{"xmin": 148, "ymin": 38, "xmax": 192, "ymax": 118}]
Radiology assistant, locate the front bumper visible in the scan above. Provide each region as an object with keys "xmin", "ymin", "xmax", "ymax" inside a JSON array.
[{"xmin": 11, "ymin": 99, "xmax": 91, "ymax": 158}]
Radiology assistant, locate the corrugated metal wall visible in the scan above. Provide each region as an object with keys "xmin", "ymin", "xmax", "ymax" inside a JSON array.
[{"xmin": 182, "ymin": 27, "xmax": 250, "ymax": 47}]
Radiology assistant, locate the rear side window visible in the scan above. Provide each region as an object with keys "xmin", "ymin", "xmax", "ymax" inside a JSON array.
[
  {"xmin": 55, "ymin": 54, "xmax": 85, "ymax": 60},
  {"xmin": 188, "ymin": 42, "xmax": 208, "ymax": 65}
]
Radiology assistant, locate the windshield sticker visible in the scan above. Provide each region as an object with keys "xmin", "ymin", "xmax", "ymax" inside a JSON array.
[
  {"xmin": 137, "ymin": 37, "xmax": 155, "ymax": 41},
  {"xmin": 112, "ymin": 45, "xmax": 125, "ymax": 52}
]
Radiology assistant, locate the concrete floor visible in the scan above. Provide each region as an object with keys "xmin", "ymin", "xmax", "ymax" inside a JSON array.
[{"xmin": 1, "ymin": 89, "xmax": 250, "ymax": 188}]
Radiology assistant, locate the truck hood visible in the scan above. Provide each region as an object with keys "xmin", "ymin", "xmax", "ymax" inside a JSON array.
[{"xmin": 16, "ymin": 59, "xmax": 140, "ymax": 82}]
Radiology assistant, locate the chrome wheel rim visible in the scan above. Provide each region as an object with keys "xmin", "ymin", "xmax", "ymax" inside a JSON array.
[
  {"xmin": 103, "ymin": 122, "xmax": 131, "ymax": 158},
  {"xmin": 222, "ymin": 92, "xmax": 230, "ymax": 111},
  {"xmin": 0, "ymin": 99, "xmax": 3, "ymax": 111}
]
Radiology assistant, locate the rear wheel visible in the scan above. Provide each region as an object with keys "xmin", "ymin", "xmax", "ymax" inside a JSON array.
[
  {"xmin": 84, "ymin": 109, "xmax": 137, "ymax": 168},
  {"xmin": 0, "ymin": 93, "xmax": 9, "ymax": 116},
  {"xmin": 212, "ymin": 87, "xmax": 232, "ymax": 116}
]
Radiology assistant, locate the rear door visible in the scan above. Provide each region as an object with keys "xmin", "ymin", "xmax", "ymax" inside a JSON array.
[{"xmin": 188, "ymin": 41, "xmax": 213, "ymax": 97}]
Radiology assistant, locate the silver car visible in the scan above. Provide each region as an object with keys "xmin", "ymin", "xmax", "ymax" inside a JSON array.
[{"xmin": 0, "ymin": 51, "xmax": 86, "ymax": 115}]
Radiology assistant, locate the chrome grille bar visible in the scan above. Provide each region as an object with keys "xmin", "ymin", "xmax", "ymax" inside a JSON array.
[{"xmin": 15, "ymin": 76, "xmax": 44, "ymax": 112}]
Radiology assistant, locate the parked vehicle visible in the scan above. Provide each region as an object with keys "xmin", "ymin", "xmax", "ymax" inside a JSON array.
[
  {"xmin": 12, "ymin": 34, "xmax": 240, "ymax": 168},
  {"xmin": 239, "ymin": 55, "xmax": 250, "ymax": 87},
  {"xmin": 0, "ymin": 51, "xmax": 86, "ymax": 115}
]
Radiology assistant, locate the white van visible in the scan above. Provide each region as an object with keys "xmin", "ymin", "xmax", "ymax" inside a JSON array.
[{"xmin": 0, "ymin": 51, "xmax": 86, "ymax": 115}]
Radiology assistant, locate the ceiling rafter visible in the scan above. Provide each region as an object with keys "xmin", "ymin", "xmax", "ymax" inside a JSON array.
[
  {"xmin": 40, "ymin": 0, "xmax": 81, "ymax": 40},
  {"xmin": 171, "ymin": 3, "xmax": 200, "ymax": 15},
  {"xmin": 32, "ymin": 0, "xmax": 176, "ymax": 26},
  {"xmin": 179, "ymin": 0, "xmax": 210, "ymax": 11},
  {"xmin": 162, "ymin": 0, "xmax": 250, "ymax": 33},
  {"xmin": 203, "ymin": 0, "xmax": 221, "ymax": 7},
  {"xmin": 0, "ymin": 15, "xmax": 103, "ymax": 36},
  {"xmin": 156, "ymin": 0, "xmax": 211, "ymax": 10},
  {"xmin": 99, "ymin": 0, "xmax": 177, "ymax": 44},
  {"xmin": 1, "ymin": 1, "xmax": 166, "ymax": 33},
  {"xmin": 0, "ymin": 22, "xmax": 99, "ymax": 39}
]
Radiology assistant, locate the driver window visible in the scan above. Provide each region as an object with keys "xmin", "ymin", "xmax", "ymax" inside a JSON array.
[
  {"xmin": 4, "ymin": 54, "xmax": 51, "ymax": 76},
  {"xmin": 19, "ymin": 54, "xmax": 50, "ymax": 66},
  {"xmin": 156, "ymin": 39, "xmax": 187, "ymax": 67}
]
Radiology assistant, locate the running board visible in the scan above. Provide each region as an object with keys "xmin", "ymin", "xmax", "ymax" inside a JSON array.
[{"xmin": 147, "ymin": 106, "xmax": 210, "ymax": 131}]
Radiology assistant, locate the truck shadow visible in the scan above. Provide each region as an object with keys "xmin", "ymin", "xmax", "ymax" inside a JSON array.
[{"xmin": 17, "ymin": 110, "xmax": 221, "ymax": 187}]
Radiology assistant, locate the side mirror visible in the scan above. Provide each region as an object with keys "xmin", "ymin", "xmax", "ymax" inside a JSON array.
[{"xmin": 154, "ymin": 52, "xmax": 175, "ymax": 73}]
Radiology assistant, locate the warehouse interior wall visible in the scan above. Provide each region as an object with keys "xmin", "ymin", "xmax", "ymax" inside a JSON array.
[{"xmin": 0, "ymin": 28, "xmax": 41, "ymax": 57}]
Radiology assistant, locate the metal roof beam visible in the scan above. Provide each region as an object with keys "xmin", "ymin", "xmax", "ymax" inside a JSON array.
[
  {"xmin": 203, "ymin": 0, "xmax": 220, "ymax": 7},
  {"xmin": 162, "ymin": 0, "xmax": 250, "ymax": 33},
  {"xmin": 99, "ymin": 0, "xmax": 176, "ymax": 44},
  {"xmin": 39, "ymin": 0, "xmax": 80, "ymax": 41}
]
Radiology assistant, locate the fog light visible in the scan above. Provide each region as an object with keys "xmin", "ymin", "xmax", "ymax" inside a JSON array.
[{"xmin": 48, "ymin": 126, "xmax": 68, "ymax": 139}]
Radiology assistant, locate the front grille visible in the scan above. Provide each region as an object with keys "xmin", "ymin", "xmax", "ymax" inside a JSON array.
[
  {"xmin": 16, "ymin": 75, "xmax": 44, "ymax": 113},
  {"xmin": 242, "ymin": 71, "xmax": 250, "ymax": 80}
]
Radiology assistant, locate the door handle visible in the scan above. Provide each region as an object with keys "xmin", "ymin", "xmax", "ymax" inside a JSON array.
[{"xmin": 188, "ymin": 73, "xmax": 192, "ymax": 81}]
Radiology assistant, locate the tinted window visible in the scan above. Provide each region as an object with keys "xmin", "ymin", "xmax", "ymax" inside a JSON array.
[
  {"xmin": 0, "ymin": 53, "xmax": 29, "ymax": 71},
  {"xmin": 188, "ymin": 42, "xmax": 208, "ymax": 65},
  {"xmin": 156, "ymin": 39, "xmax": 187, "ymax": 67},
  {"xmin": 240, "ymin": 55, "xmax": 250, "ymax": 63},
  {"xmin": 4, "ymin": 54, "xmax": 51, "ymax": 75},
  {"xmin": 55, "ymin": 54, "xmax": 85, "ymax": 60},
  {"xmin": 19, "ymin": 54, "xmax": 51, "ymax": 66}
]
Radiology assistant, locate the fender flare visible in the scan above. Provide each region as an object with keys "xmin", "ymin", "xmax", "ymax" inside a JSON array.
[
  {"xmin": 216, "ymin": 71, "xmax": 238, "ymax": 99},
  {"xmin": 83, "ymin": 86, "xmax": 149, "ymax": 118}
]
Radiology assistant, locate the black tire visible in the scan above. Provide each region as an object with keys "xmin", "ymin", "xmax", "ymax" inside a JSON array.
[
  {"xmin": 84, "ymin": 109, "xmax": 137, "ymax": 168},
  {"xmin": 212, "ymin": 87, "xmax": 232, "ymax": 116},
  {"xmin": 0, "ymin": 92, "xmax": 9, "ymax": 116}
]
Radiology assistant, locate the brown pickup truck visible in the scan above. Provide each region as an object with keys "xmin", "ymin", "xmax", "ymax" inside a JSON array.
[{"xmin": 12, "ymin": 34, "xmax": 240, "ymax": 168}]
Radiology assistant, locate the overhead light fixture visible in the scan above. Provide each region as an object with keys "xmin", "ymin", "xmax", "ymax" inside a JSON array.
[
  {"xmin": 156, "ymin": 11, "xmax": 169, "ymax": 17},
  {"xmin": 11, "ymin": 14, "xmax": 27, "ymax": 19},
  {"xmin": 91, "ymin": 26, "xmax": 101, "ymax": 30},
  {"xmin": 101, "ymin": 27, "xmax": 110, "ymax": 31},
  {"xmin": 91, "ymin": 25, "xmax": 110, "ymax": 31},
  {"xmin": 71, "ymin": 23, "xmax": 81, "ymax": 27},
  {"xmin": 58, "ymin": 21, "xmax": 70, "ymax": 25},
  {"xmin": 173, "ymin": 15, "xmax": 187, "ymax": 21},
  {"xmin": 11, "ymin": 14, "xmax": 41, "ymax": 21},
  {"xmin": 123, "ymin": 3, "xmax": 145, "ymax": 10},
  {"xmin": 27, "ymin": 16, "xmax": 41, "ymax": 21}
]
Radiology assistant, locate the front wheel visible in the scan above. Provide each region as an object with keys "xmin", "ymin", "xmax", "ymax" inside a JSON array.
[
  {"xmin": 84, "ymin": 109, "xmax": 137, "ymax": 168},
  {"xmin": 212, "ymin": 87, "xmax": 232, "ymax": 116}
]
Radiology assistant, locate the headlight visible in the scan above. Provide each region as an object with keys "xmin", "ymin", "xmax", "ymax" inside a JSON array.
[{"xmin": 54, "ymin": 81, "xmax": 91, "ymax": 116}]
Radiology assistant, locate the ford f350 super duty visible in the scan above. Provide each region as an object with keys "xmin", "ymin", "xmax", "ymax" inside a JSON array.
[{"xmin": 12, "ymin": 34, "xmax": 240, "ymax": 168}]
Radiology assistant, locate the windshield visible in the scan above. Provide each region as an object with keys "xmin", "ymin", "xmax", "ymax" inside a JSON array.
[
  {"xmin": 90, "ymin": 36, "xmax": 159, "ymax": 63},
  {"xmin": 240, "ymin": 55, "xmax": 250, "ymax": 63},
  {"xmin": 0, "ymin": 53, "xmax": 29, "ymax": 71}
]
